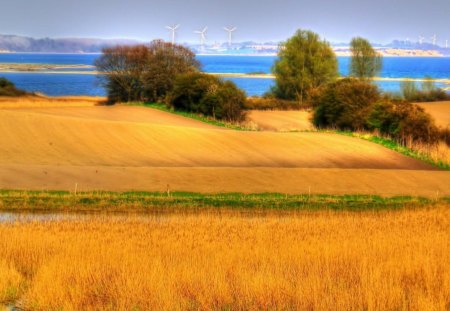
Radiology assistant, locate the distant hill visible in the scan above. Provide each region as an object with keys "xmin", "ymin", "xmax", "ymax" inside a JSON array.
[{"xmin": 0, "ymin": 35, "xmax": 140, "ymax": 53}]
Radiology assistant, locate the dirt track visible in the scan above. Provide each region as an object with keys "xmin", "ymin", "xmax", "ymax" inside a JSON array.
[{"xmin": 0, "ymin": 97, "xmax": 449, "ymax": 196}]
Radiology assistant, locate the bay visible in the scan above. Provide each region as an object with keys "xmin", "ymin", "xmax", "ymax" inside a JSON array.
[{"xmin": 0, "ymin": 54, "xmax": 449, "ymax": 97}]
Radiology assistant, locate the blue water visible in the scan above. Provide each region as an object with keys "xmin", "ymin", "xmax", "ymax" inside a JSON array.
[
  {"xmin": 0, "ymin": 54, "xmax": 449, "ymax": 97},
  {"xmin": 0, "ymin": 72, "xmax": 105, "ymax": 97},
  {"xmin": 0, "ymin": 53, "xmax": 99, "ymax": 66}
]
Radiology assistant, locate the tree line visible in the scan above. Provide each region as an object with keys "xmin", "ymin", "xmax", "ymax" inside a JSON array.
[
  {"xmin": 270, "ymin": 30, "xmax": 447, "ymax": 145},
  {"xmin": 96, "ymin": 30, "xmax": 448, "ymax": 145},
  {"xmin": 95, "ymin": 40, "xmax": 246, "ymax": 122}
]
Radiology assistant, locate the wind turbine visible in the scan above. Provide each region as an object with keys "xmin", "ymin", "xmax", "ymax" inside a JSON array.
[
  {"xmin": 223, "ymin": 26, "xmax": 237, "ymax": 46},
  {"xmin": 194, "ymin": 26, "xmax": 208, "ymax": 46},
  {"xmin": 166, "ymin": 24, "xmax": 180, "ymax": 44},
  {"xmin": 418, "ymin": 35, "xmax": 425, "ymax": 45},
  {"xmin": 431, "ymin": 34, "xmax": 437, "ymax": 45}
]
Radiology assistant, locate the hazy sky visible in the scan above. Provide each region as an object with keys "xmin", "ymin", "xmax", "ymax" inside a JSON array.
[{"xmin": 1, "ymin": 0, "xmax": 449, "ymax": 44}]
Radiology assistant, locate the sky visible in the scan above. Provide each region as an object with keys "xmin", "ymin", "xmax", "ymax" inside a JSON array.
[{"xmin": 1, "ymin": 0, "xmax": 449, "ymax": 45}]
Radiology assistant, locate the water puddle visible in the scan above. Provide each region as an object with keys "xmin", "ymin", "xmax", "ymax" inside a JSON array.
[{"xmin": 0, "ymin": 211, "xmax": 91, "ymax": 223}]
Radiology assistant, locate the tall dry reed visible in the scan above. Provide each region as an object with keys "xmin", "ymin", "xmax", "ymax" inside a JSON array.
[{"xmin": 0, "ymin": 208, "xmax": 448, "ymax": 310}]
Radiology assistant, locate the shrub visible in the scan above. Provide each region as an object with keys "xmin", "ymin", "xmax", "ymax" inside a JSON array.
[
  {"xmin": 368, "ymin": 100, "xmax": 440, "ymax": 145},
  {"xmin": 401, "ymin": 78, "xmax": 449, "ymax": 102},
  {"xmin": 400, "ymin": 80, "xmax": 419, "ymax": 101},
  {"xmin": 312, "ymin": 78, "xmax": 380, "ymax": 130},
  {"xmin": 440, "ymin": 127, "xmax": 450, "ymax": 147},
  {"xmin": 0, "ymin": 78, "xmax": 28, "ymax": 96},
  {"xmin": 170, "ymin": 73, "xmax": 247, "ymax": 122},
  {"xmin": 245, "ymin": 97, "xmax": 310, "ymax": 110}
]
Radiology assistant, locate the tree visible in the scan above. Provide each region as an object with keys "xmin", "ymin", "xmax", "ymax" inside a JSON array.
[
  {"xmin": 271, "ymin": 29, "xmax": 338, "ymax": 104},
  {"xmin": 95, "ymin": 45, "xmax": 149, "ymax": 103},
  {"xmin": 142, "ymin": 40, "xmax": 200, "ymax": 102},
  {"xmin": 95, "ymin": 41, "xmax": 199, "ymax": 103},
  {"xmin": 350, "ymin": 37, "xmax": 382, "ymax": 79}
]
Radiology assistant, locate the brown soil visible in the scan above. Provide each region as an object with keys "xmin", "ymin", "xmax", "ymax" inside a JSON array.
[
  {"xmin": 0, "ymin": 97, "xmax": 448, "ymax": 197},
  {"xmin": 416, "ymin": 101, "xmax": 450, "ymax": 128}
]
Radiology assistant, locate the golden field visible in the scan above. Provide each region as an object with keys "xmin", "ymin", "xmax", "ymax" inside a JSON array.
[
  {"xmin": 246, "ymin": 109, "xmax": 313, "ymax": 131},
  {"xmin": 0, "ymin": 96, "xmax": 449, "ymax": 197},
  {"xmin": 0, "ymin": 207, "xmax": 449, "ymax": 310},
  {"xmin": 416, "ymin": 101, "xmax": 450, "ymax": 129}
]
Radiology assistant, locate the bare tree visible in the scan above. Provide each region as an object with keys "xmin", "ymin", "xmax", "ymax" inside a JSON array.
[{"xmin": 95, "ymin": 40, "xmax": 199, "ymax": 104}]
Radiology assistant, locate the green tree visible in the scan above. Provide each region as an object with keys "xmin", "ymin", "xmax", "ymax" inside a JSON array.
[
  {"xmin": 350, "ymin": 37, "xmax": 382, "ymax": 79},
  {"xmin": 271, "ymin": 29, "xmax": 338, "ymax": 104}
]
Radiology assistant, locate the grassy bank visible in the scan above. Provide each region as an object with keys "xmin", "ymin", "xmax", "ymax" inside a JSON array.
[
  {"xmin": 0, "ymin": 190, "xmax": 448, "ymax": 212},
  {"xmin": 1, "ymin": 208, "xmax": 449, "ymax": 310}
]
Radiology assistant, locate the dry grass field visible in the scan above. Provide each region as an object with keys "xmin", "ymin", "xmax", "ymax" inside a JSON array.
[
  {"xmin": 246, "ymin": 110, "xmax": 314, "ymax": 131},
  {"xmin": 0, "ymin": 95, "xmax": 104, "ymax": 109},
  {"xmin": 0, "ymin": 96, "xmax": 449, "ymax": 196},
  {"xmin": 416, "ymin": 101, "xmax": 450, "ymax": 128},
  {"xmin": 0, "ymin": 207, "xmax": 448, "ymax": 310}
]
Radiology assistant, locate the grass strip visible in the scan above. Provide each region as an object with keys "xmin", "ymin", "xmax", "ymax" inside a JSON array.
[{"xmin": 0, "ymin": 190, "xmax": 448, "ymax": 212}]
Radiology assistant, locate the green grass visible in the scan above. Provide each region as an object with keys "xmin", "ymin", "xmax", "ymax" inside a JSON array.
[{"xmin": 0, "ymin": 190, "xmax": 448, "ymax": 213}]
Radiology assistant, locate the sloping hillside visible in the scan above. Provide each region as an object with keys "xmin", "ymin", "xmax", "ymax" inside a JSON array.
[{"xmin": 0, "ymin": 98, "xmax": 448, "ymax": 196}]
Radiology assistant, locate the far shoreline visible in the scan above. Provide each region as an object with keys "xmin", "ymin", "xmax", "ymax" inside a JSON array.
[
  {"xmin": 0, "ymin": 69, "xmax": 448, "ymax": 86},
  {"xmin": 1, "ymin": 51, "xmax": 450, "ymax": 58}
]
